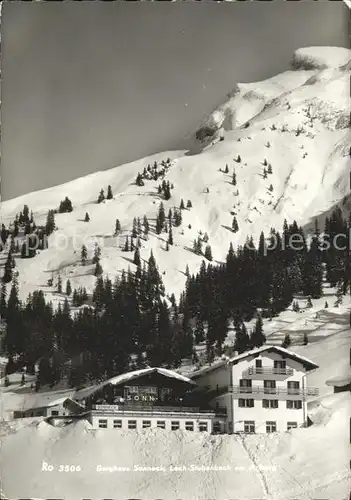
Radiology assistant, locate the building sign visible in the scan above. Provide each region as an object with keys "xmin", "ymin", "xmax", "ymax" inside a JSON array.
[
  {"xmin": 94, "ymin": 404, "xmax": 119, "ymax": 411},
  {"xmin": 126, "ymin": 394, "xmax": 157, "ymax": 402}
]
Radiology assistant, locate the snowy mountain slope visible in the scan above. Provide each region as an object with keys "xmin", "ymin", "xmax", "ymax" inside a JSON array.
[{"xmin": 0, "ymin": 46, "xmax": 350, "ymax": 303}]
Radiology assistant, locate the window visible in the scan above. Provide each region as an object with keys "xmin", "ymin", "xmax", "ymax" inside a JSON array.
[
  {"xmin": 98, "ymin": 419, "xmax": 108, "ymax": 428},
  {"xmin": 255, "ymin": 359, "xmax": 263, "ymax": 373},
  {"xmin": 51, "ymin": 410, "xmax": 59, "ymax": 416},
  {"xmin": 266, "ymin": 421, "xmax": 276, "ymax": 433},
  {"xmin": 128, "ymin": 386, "xmax": 139, "ymax": 394},
  {"xmin": 199, "ymin": 421, "xmax": 208, "ymax": 432},
  {"xmin": 287, "ymin": 421, "xmax": 297, "ymax": 430},
  {"xmin": 142, "ymin": 420, "xmax": 151, "ymax": 428},
  {"xmin": 128, "ymin": 420, "xmax": 137, "ymax": 429},
  {"xmin": 239, "ymin": 379, "xmax": 252, "ymax": 393},
  {"xmin": 287, "ymin": 381, "xmax": 300, "ymax": 395},
  {"xmin": 171, "ymin": 421, "xmax": 180, "ymax": 430},
  {"xmin": 157, "ymin": 421, "xmax": 165, "ymax": 429},
  {"xmin": 185, "ymin": 421, "xmax": 194, "ymax": 431},
  {"xmin": 274, "ymin": 360, "xmax": 286, "ymax": 369},
  {"xmin": 244, "ymin": 421, "xmax": 255, "ymax": 433},
  {"xmin": 113, "ymin": 420, "xmax": 122, "ymax": 428},
  {"xmin": 264, "ymin": 380, "xmax": 276, "ymax": 394},
  {"xmin": 238, "ymin": 398, "xmax": 254, "ymax": 408},
  {"xmin": 286, "ymin": 400, "xmax": 302, "ymax": 409},
  {"xmin": 262, "ymin": 399, "xmax": 278, "ymax": 409}
]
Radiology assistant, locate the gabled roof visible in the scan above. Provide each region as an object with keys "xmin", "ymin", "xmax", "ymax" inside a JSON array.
[
  {"xmin": 74, "ymin": 367, "xmax": 195, "ymax": 401},
  {"xmin": 106, "ymin": 367, "xmax": 196, "ymax": 387},
  {"xmin": 191, "ymin": 345, "xmax": 318, "ymax": 379}
]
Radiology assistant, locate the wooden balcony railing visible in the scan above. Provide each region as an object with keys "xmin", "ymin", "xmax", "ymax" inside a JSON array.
[
  {"xmin": 242, "ymin": 366, "xmax": 294, "ymax": 377},
  {"xmin": 92, "ymin": 404, "xmax": 215, "ymax": 414},
  {"xmin": 230, "ymin": 386, "xmax": 319, "ymax": 397}
]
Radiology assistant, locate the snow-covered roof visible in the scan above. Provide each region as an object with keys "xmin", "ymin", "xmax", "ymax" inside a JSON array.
[
  {"xmin": 106, "ymin": 367, "xmax": 195, "ymax": 387},
  {"xmin": 325, "ymin": 374, "xmax": 351, "ymax": 387},
  {"xmin": 18, "ymin": 389, "xmax": 75, "ymax": 412},
  {"xmin": 74, "ymin": 367, "xmax": 195, "ymax": 401},
  {"xmin": 191, "ymin": 345, "xmax": 319, "ymax": 379}
]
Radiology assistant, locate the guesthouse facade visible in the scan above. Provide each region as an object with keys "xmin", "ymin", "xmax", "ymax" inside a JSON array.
[{"xmin": 191, "ymin": 346, "xmax": 319, "ymax": 434}]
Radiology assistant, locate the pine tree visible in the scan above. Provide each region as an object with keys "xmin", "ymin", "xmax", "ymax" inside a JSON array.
[
  {"xmin": 173, "ymin": 209, "xmax": 182, "ymax": 227},
  {"xmin": 263, "ymin": 167, "xmax": 268, "ymax": 179},
  {"xmin": 94, "ymin": 261, "xmax": 103, "ymax": 277},
  {"xmin": 66, "ymin": 279, "xmax": 72, "ymax": 296},
  {"xmin": 180, "ymin": 199, "xmax": 185, "ymax": 210},
  {"xmin": 234, "ymin": 323, "xmax": 251, "ymax": 354},
  {"xmin": 22, "ymin": 205, "xmax": 30, "ymax": 222},
  {"xmin": 185, "ymin": 264, "xmax": 190, "ymax": 277},
  {"xmin": 205, "ymin": 339, "xmax": 215, "ymax": 364},
  {"xmin": 136, "ymin": 173, "xmax": 144, "ymax": 186},
  {"xmin": 133, "ymin": 248, "xmax": 141, "ymax": 267},
  {"xmin": 324, "ymin": 301, "xmax": 329, "ymax": 308},
  {"xmin": 251, "ymin": 314, "xmax": 266, "ymax": 348},
  {"xmin": 334, "ymin": 282, "xmax": 343, "ymax": 307},
  {"xmin": 92, "ymin": 243, "xmax": 101, "ymax": 264},
  {"xmin": 193, "ymin": 237, "xmax": 202, "ymax": 255},
  {"xmin": 124, "ymin": 236, "xmax": 129, "ymax": 252},
  {"xmin": 232, "ymin": 216, "xmax": 239, "ymax": 233},
  {"xmin": 59, "ymin": 197, "xmax": 73, "ymax": 213},
  {"xmin": 281, "ymin": 333, "xmax": 291, "ymax": 348},
  {"xmin": 97, "ymin": 189, "xmax": 105, "ymax": 204},
  {"xmin": 235, "ymin": 154, "xmax": 241, "ymax": 163},
  {"xmin": 268, "ymin": 184, "xmax": 273, "ymax": 192},
  {"xmin": 232, "ymin": 171, "xmax": 237, "ymax": 186},
  {"xmin": 84, "ymin": 212, "xmax": 90, "ymax": 222},
  {"xmin": 57, "ymin": 275, "xmax": 62, "ymax": 294},
  {"xmin": 115, "ymin": 219, "xmax": 121, "ymax": 235},
  {"xmin": 0, "ymin": 280, "xmax": 7, "ymax": 317},
  {"xmin": 132, "ymin": 217, "xmax": 138, "ymax": 239},
  {"xmin": 224, "ymin": 164, "xmax": 229, "ymax": 174},
  {"xmin": 267, "ymin": 163, "xmax": 272, "ymax": 174},
  {"xmin": 2, "ymin": 252, "xmax": 13, "ymax": 283},
  {"xmin": 194, "ymin": 315, "xmax": 205, "ymax": 343},
  {"xmin": 45, "ymin": 210, "xmax": 56, "ymax": 235},
  {"xmin": 81, "ymin": 244, "xmax": 88, "ymax": 265},
  {"xmin": 156, "ymin": 202, "xmax": 166, "ymax": 234},
  {"xmin": 106, "ymin": 185, "xmax": 113, "ymax": 200},
  {"xmin": 143, "ymin": 215, "xmax": 149, "ymax": 236},
  {"xmin": 204, "ymin": 244, "xmax": 213, "ymax": 261},
  {"xmin": 263, "ymin": 158, "xmax": 268, "ymax": 166},
  {"xmin": 168, "ymin": 227, "xmax": 173, "ymax": 246},
  {"xmin": 303, "ymin": 332, "xmax": 308, "ymax": 345},
  {"xmin": 186, "ymin": 200, "xmax": 192, "ymax": 209},
  {"xmin": 163, "ymin": 181, "xmax": 171, "ymax": 200}
]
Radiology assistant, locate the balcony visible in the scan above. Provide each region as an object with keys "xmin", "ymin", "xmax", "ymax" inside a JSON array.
[
  {"xmin": 92, "ymin": 404, "xmax": 216, "ymax": 417},
  {"xmin": 230, "ymin": 385, "xmax": 319, "ymax": 399},
  {"xmin": 242, "ymin": 366, "xmax": 294, "ymax": 380}
]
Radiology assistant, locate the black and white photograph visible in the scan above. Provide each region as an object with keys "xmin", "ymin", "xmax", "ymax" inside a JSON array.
[{"xmin": 0, "ymin": 1, "xmax": 350, "ymax": 499}]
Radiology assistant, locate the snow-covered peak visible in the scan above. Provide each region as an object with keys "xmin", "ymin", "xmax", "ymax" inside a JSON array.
[
  {"xmin": 291, "ymin": 46, "xmax": 351, "ymax": 70},
  {"xmin": 195, "ymin": 46, "xmax": 351, "ymax": 144}
]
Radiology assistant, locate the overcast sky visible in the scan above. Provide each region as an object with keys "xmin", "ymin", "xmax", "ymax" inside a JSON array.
[{"xmin": 1, "ymin": 0, "xmax": 348, "ymax": 201}]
